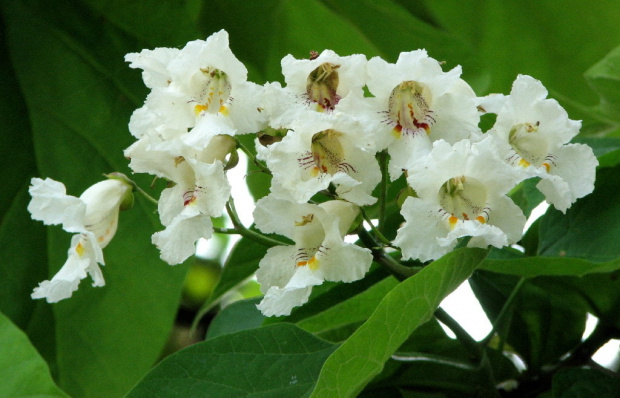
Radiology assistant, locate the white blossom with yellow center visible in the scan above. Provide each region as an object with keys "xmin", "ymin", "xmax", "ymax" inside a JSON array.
[
  {"xmin": 252, "ymin": 196, "xmax": 372, "ymax": 316},
  {"xmin": 256, "ymin": 112, "xmax": 380, "ymax": 205},
  {"xmin": 126, "ymin": 30, "xmax": 266, "ymax": 146},
  {"xmin": 394, "ymin": 137, "xmax": 526, "ymax": 262},
  {"xmin": 343, "ymin": 50, "xmax": 481, "ymax": 180},
  {"xmin": 487, "ymin": 75, "xmax": 598, "ymax": 213},
  {"xmin": 28, "ymin": 177, "xmax": 133, "ymax": 302}
]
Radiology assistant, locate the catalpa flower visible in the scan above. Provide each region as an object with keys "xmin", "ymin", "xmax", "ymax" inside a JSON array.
[
  {"xmin": 261, "ymin": 50, "xmax": 367, "ymax": 131},
  {"xmin": 126, "ymin": 30, "xmax": 265, "ymax": 145},
  {"xmin": 394, "ymin": 137, "xmax": 526, "ymax": 262},
  {"xmin": 253, "ymin": 195, "xmax": 372, "ymax": 316},
  {"xmin": 349, "ymin": 50, "xmax": 480, "ymax": 179},
  {"xmin": 28, "ymin": 177, "xmax": 133, "ymax": 302},
  {"xmin": 125, "ymin": 134, "xmax": 235, "ymax": 264},
  {"xmin": 256, "ymin": 112, "xmax": 380, "ymax": 206},
  {"xmin": 487, "ymin": 75, "xmax": 598, "ymax": 212}
]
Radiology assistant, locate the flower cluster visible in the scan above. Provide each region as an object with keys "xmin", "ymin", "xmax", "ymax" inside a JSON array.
[{"xmin": 27, "ymin": 30, "xmax": 597, "ymax": 315}]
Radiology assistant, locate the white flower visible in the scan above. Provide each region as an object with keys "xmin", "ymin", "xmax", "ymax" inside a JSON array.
[
  {"xmin": 349, "ymin": 50, "xmax": 480, "ymax": 179},
  {"xmin": 126, "ymin": 30, "xmax": 266, "ymax": 144},
  {"xmin": 253, "ymin": 196, "xmax": 372, "ymax": 316},
  {"xmin": 394, "ymin": 137, "xmax": 526, "ymax": 262},
  {"xmin": 257, "ymin": 112, "xmax": 380, "ymax": 205},
  {"xmin": 488, "ymin": 75, "xmax": 598, "ymax": 212},
  {"xmin": 125, "ymin": 134, "xmax": 234, "ymax": 264},
  {"xmin": 28, "ymin": 178, "xmax": 132, "ymax": 302}
]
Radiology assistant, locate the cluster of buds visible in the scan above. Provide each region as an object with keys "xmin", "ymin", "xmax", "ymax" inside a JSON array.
[{"xmin": 27, "ymin": 30, "xmax": 597, "ymax": 315}]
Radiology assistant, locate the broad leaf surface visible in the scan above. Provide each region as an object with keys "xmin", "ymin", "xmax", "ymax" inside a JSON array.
[
  {"xmin": 311, "ymin": 248, "xmax": 488, "ymax": 397},
  {"xmin": 584, "ymin": 44, "xmax": 620, "ymax": 121},
  {"xmin": 538, "ymin": 165, "xmax": 620, "ymax": 262},
  {"xmin": 1, "ymin": 1, "xmax": 189, "ymax": 396},
  {"xmin": 296, "ymin": 276, "xmax": 398, "ymax": 339},
  {"xmin": 424, "ymin": 0, "xmax": 620, "ymax": 133},
  {"xmin": 205, "ymin": 298, "xmax": 265, "ymax": 340},
  {"xmin": 126, "ymin": 323, "xmax": 337, "ymax": 398},
  {"xmin": 552, "ymin": 368, "xmax": 620, "ymax": 398},
  {"xmin": 469, "ymin": 271, "xmax": 586, "ymax": 370},
  {"xmin": 0, "ymin": 311, "xmax": 68, "ymax": 398}
]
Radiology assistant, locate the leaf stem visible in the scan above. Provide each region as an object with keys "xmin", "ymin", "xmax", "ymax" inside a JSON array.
[
  {"xmin": 481, "ymin": 277, "xmax": 526, "ymax": 347},
  {"xmin": 234, "ymin": 137, "xmax": 271, "ymax": 174},
  {"xmin": 360, "ymin": 208, "xmax": 392, "ymax": 247},
  {"xmin": 225, "ymin": 198, "xmax": 286, "ymax": 247},
  {"xmin": 377, "ymin": 150, "xmax": 388, "ymax": 232},
  {"xmin": 357, "ymin": 228, "xmax": 419, "ymax": 279},
  {"xmin": 434, "ymin": 307, "xmax": 483, "ymax": 360},
  {"xmin": 104, "ymin": 172, "xmax": 158, "ymax": 205}
]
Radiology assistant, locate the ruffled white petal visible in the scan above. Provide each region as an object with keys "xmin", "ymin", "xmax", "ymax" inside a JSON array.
[
  {"xmin": 151, "ymin": 210, "xmax": 213, "ymax": 265},
  {"xmin": 31, "ymin": 233, "xmax": 104, "ymax": 303},
  {"xmin": 27, "ymin": 178, "xmax": 86, "ymax": 233},
  {"xmin": 536, "ymin": 144, "xmax": 598, "ymax": 213},
  {"xmin": 394, "ymin": 198, "xmax": 452, "ymax": 262}
]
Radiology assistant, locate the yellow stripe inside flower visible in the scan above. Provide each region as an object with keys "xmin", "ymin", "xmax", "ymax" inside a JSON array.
[
  {"xmin": 439, "ymin": 176, "xmax": 488, "ymax": 229},
  {"xmin": 75, "ymin": 241, "xmax": 85, "ymax": 257},
  {"xmin": 309, "ymin": 129, "xmax": 355, "ymax": 175},
  {"xmin": 297, "ymin": 256, "xmax": 320, "ymax": 270},
  {"xmin": 509, "ymin": 121, "xmax": 551, "ymax": 170},
  {"xmin": 193, "ymin": 67, "xmax": 231, "ymax": 116},
  {"xmin": 388, "ymin": 80, "xmax": 435, "ymax": 137}
]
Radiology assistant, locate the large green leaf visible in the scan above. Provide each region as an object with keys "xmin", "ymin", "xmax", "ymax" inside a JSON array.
[
  {"xmin": 296, "ymin": 276, "xmax": 398, "ymax": 340},
  {"xmin": 318, "ymin": 0, "xmax": 487, "ymax": 89},
  {"xmin": 365, "ymin": 319, "xmax": 518, "ymax": 396},
  {"xmin": 1, "ymin": 1, "xmax": 188, "ymax": 396},
  {"xmin": 481, "ymin": 251, "xmax": 620, "ymax": 277},
  {"xmin": 584, "ymin": 44, "xmax": 620, "ymax": 121},
  {"xmin": 469, "ymin": 271, "xmax": 586, "ymax": 371},
  {"xmin": 0, "ymin": 14, "xmax": 50, "ymax": 334},
  {"xmin": 0, "ymin": 311, "xmax": 68, "ymax": 398},
  {"xmin": 205, "ymin": 238, "xmax": 268, "ymax": 308},
  {"xmin": 424, "ymin": 0, "xmax": 620, "ymax": 132},
  {"xmin": 552, "ymin": 368, "xmax": 620, "ymax": 398},
  {"xmin": 538, "ymin": 165, "xmax": 620, "ymax": 262},
  {"xmin": 310, "ymin": 248, "xmax": 488, "ymax": 397},
  {"xmin": 126, "ymin": 323, "xmax": 337, "ymax": 398},
  {"xmin": 205, "ymin": 297, "xmax": 265, "ymax": 340}
]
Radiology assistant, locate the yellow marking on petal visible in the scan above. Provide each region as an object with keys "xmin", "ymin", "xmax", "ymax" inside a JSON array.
[
  {"xmin": 518, "ymin": 158, "xmax": 531, "ymax": 168},
  {"xmin": 219, "ymin": 105, "xmax": 229, "ymax": 115},
  {"xmin": 542, "ymin": 162, "xmax": 551, "ymax": 172},
  {"xmin": 194, "ymin": 104, "xmax": 208, "ymax": 116},
  {"xmin": 448, "ymin": 216, "xmax": 459, "ymax": 230},
  {"xmin": 75, "ymin": 242, "xmax": 85, "ymax": 257},
  {"xmin": 308, "ymin": 256, "xmax": 320, "ymax": 270},
  {"xmin": 296, "ymin": 260, "xmax": 308, "ymax": 267},
  {"xmin": 310, "ymin": 167, "xmax": 320, "ymax": 177},
  {"xmin": 476, "ymin": 216, "xmax": 486, "ymax": 224}
]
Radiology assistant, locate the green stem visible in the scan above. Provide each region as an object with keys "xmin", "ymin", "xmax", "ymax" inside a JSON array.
[
  {"xmin": 360, "ymin": 209, "xmax": 392, "ymax": 246},
  {"xmin": 481, "ymin": 277, "xmax": 526, "ymax": 347},
  {"xmin": 435, "ymin": 307, "xmax": 483, "ymax": 361},
  {"xmin": 377, "ymin": 150, "xmax": 388, "ymax": 232},
  {"xmin": 225, "ymin": 199, "xmax": 286, "ymax": 247},
  {"xmin": 105, "ymin": 172, "xmax": 159, "ymax": 206},
  {"xmin": 234, "ymin": 137, "xmax": 271, "ymax": 174},
  {"xmin": 357, "ymin": 228, "xmax": 419, "ymax": 279}
]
